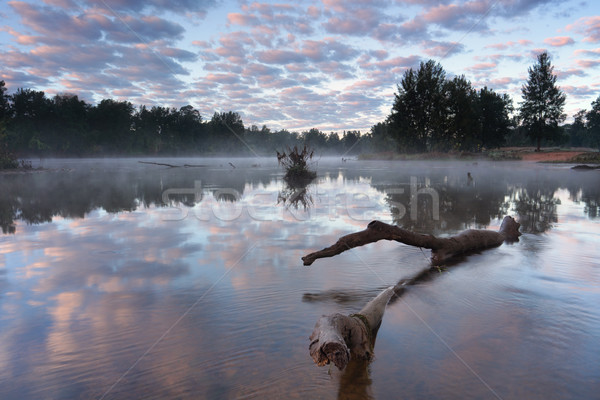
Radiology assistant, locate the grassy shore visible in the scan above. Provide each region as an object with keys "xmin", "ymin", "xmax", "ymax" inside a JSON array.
[{"xmin": 358, "ymin": 148, "xmax": 600, "ymax": 163}]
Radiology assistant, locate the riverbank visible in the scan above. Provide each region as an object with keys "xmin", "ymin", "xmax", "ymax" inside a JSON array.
[{"xmin": 358, "ymin": 148, "xmax": 600, "ymax": 163}]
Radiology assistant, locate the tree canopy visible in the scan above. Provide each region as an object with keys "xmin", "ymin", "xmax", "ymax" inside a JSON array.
[
  {"xmin": 519, "ymin": 52, "xmax": 566, "ymax": 151},
  {"xmin": 387, "ymin": 61, "xmax": 514, "ymax": 152}
]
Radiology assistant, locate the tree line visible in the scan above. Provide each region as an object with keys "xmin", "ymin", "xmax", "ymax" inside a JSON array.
[
  {"xmin": 1, "ymin": 51, "xmax": 599, "ymax": 165},
  {"xmin": 384, "ymin": 53, "xmax": 600, "ymax": 153},
  {"xmin": 0, "ymin": 79, "xmax": 369, "ymax": 160}
]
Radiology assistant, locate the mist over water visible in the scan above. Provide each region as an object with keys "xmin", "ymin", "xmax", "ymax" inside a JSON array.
[{"xmin": 0, "ymin": 158, "xmax": 599, "ymax": 399}]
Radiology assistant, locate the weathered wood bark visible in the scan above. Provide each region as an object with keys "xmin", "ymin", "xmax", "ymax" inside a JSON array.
[
  {"xmin": 309, "ymin": 287, "xmax": 395, "ymax": 370},
  {"xmin": 303, "ymin": 216, "xmax": 521, "ymax": 266}
]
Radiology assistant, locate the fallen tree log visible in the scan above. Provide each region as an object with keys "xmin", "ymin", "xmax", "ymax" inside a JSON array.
[
  {"xmin": 309, "ymin": 286, "xmax": 395, "ymax": 370},
  {"xmin": 302, "ymin": 215, "xmax": 521, "ymax": 266}
]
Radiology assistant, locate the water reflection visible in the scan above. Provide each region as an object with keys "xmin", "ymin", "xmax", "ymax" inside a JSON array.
[
  {"xmin": 336, "ymin": 359, "xmax": 374, "ymax": 400},
  {"xmin": 277, "ymin": 184, "xmax": 314, "ymax": 211},
  {"xmin": 2, "ymin": 160, "xmax": 599, "ymax": 236},
  {"xmin": 1, "ymin": 159, "xmax": 599, "ymax": 399}
]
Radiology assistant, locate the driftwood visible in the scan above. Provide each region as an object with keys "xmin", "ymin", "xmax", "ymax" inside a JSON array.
[
  {"xmin": 572, "ymin": 164, "xmax": 600, "ymax": 170},
  {"xmin": 309, "ymin": 287, "xmax": 395, "ymax": 370},
  {"xmin": 138, "ymin": 161, "xmax": 207, "ymax": 168},
  {"xmin": 306, "ymin": 216, "xmax": 522, "ymax": 370},
  {"xmin": 303, "ymin": 216, "xmax": 521, "ymax": 266}
]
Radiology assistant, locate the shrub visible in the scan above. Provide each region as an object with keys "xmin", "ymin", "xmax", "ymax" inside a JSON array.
[{"xmin": 276, "ymin": 145, "xmax": 317, "ymax": 184}]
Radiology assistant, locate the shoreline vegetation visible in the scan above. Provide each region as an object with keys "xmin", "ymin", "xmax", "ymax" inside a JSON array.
[
  {"xmin": 358, "ymin": 148, "xmax": 600, "ymax": 163},
  {"xmin": 1, "ymin": 54, "xmax": 599, "ymax": 170}
]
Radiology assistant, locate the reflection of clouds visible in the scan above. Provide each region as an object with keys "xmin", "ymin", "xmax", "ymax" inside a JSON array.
[{"xmin": 1, "ymin": 161, "xmax": 599, "ymax": 398}]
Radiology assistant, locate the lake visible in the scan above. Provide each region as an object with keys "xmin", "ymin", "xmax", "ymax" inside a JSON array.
[{"xmin": 1, "ymin": 157, "xmax": 599, "ymax": 399}]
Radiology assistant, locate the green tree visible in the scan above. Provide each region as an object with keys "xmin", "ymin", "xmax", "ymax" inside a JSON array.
[
  {"xmin": 132, "ymin": 105, "xmax": 169, "ymax": 153},
  {"xmin": 477, "ymin": 87, "xmax": 514, "ymax": 149},
  {"xmin": 302, "ymin": 128, "xmax": 327, "ymax": 149},
  {"xmin": 444, "ymin": 75, "xmax": 479, "ymax": 151},
  {"xmin": 51, "ymin": 93, "xmax": 90, "ymax": 153},
  {"xmin": 0, "ymin": 80, "xmax": 17, "ymax": 168},
  {"xmin": 370, "ymin": 122, "xmax": 394, "ymax": 152},
  {"xmin": 388, "ymin": 60, "xmax": 447, "ymax": 152},
  {"xmin": 174, "ymin": 105, "xmax": 203, "ymax": 149},
  {"xmin": 207, "ymin": 111, "xmax": 245, "ymax": 153},
  {"xmin": 519, "ymin": 52, "xmax": 566, "ymax": 151},
  {"xmin": 568, "ymin": 110, "xmax": 588, "ymax": 147},
  {"xmin": 9, "ymin": 88, "xmax": 53, "ymax": 153},
  {"xmin": 341, "ymin": 130, "xmax": 361, "ymax": 154},
  {"xmin": 0, "ymin": 81, "xmax": 9, "ymax": 122},
  {"xmin": 89, "ymin": 99, "xmax": 134, "ymax": 152},
  {"xmin": 587, "ymin": 95, "xmax": 600, "ymax": 150}
]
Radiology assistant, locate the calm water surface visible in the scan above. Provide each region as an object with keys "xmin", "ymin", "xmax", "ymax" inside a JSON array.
[{"xmin": 0, "ymin": 158, "xmax": 599, "ymax": 399}]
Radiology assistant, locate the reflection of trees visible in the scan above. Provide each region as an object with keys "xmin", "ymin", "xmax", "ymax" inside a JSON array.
[
  {"xmin": 3, "ymin": 161, "xmax": 599, "ymax": 235},
  {"xmin": 0, "ymin": 165, "xmax": 275, "ymax": 234},
  {"xmin": 277, "ymin": 175, "xmax": 315, "ymax": 211},
  {"xmin": 374, "ymin": 173, "xmax": 510, "ymax": 234},
  {"xmin": 564, "ymin": 172, "xmax": 600, "ymax": 219},
  {"xmin": 369, "ymin": 166, "xmax": 596, "ymax": 235},
  {"xmin": 509, "ymin": 185, "xmax": 559, "ymax": 233},
  {"xmin": 277, "ymin": 184, "xmax": 314, "ymax": 210},
  {"xmin": 582, "ymin": 191, "xmax": 599, "ymax": 219}
]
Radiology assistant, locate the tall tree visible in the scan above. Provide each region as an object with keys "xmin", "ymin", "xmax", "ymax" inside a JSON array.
[
  {"xmin": 89, "ymin": 99, "xmax": 134, "ymax": 151},
  {"xmin": 51, "ymin": 93, "xmax": 90, "ymax": 153},
  {"xmin": 568, "ymin": 110, "xmax": 588, "ymax": 147},
  {"xmin": 9, "ymin": 88, "xmax": 53, "ymax": 153},
  {"xmin": 478, "ymin": 87, "xmax": 514, "ymax": 149},
  {"xmin": 0, "ymin": 81, "xmax": 9, "ymax": 122},
  {"xmin": 587, "ymin": 95, "xmax": 600, "ymax": 150},
  {"xmin": 369, "ymin": 122, "xmax": 394, "ymax": 152},
  {"xmin": 519, "ymin": 52, "xmax": 566, "ymax": 151},
  {"xmin": 302, "ymin": 128, "xmax": 327, "ymax": 148},
  {"xmin": 388, "ymin": 60, "xmax": 447, "ymax": 153},
  {"xmin": 207, "ymin": 111, "xmax": 245, "ymax": 153},
  {"xmin": 444, "ymin": 75, "xmax": 479, "ymax": 151}
]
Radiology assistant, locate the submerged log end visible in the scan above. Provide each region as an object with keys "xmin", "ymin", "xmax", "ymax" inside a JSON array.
[
  {"xmin": 499, "ymin": 215, "xmax": 521, "ymax": 241},
  {"xmin": 309, "ymin": 314, "xmax": 351, "ymax": 369},
  {"xmin": 310, "ymin": 339, "xmax": 350, "ymax": 370}
]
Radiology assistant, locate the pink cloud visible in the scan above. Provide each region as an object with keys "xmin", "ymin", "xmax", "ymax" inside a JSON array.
[
  {"xmin": 399, "ymin": 18, "xmax": 426, "ymax": 36},
  {"xmin": 365, "ymin": 55, "xmax": 420, "ymax": 70},
  {"xmin": 574, "ymin": 48, "xmax": 600, "ymax": 57},
  {"xmin": 561, "ymin": 85, "xmax": 598, "ymax": 97},
  {"xmin": 567, "ymin": 16, "xmax": 600, "ymax": 43},
  {"xmin": 420, "ymin": 0, "xmax": 489, "ymax": 31},
  {"xmin": 469, "ymin": 62, "xmax": 497, "ymax": 71},
  {"xmin": 422, "ymin": 40, "xmax": 465, "ymax": 57},
  {"xmin": 544, "ymin": 36, "xmax": 574, "ymax": 47},
  {"xmin": 485, "ymin": 39, "xmax": 533, "ymax": 50},
  {"xmin": 488, "ymin": 77, "xmax": 516, "ymax": 88},
  {"xmin": 191, "ymin": 40, "xmax": 211, "ymax": 48},
  {"xmin": 227, "ymin": 12, "xmax": 260, "ymax": 26},
  {"xmin": 480, "ymin": 53, "xmax": 524, "ymax": 63},
  {"xmin": 555, "ymin": 68, "xmax": 587, "ymax": 78},
  {"xmin": 345, "ymin": 79, "xmax": 387, "ymax": 91},
  {"xmin": 204, "ymin": 73, "xmax": 240, "ymax": 84},
  {"xmin": 257, "ymin": 49, "xmax": 304, "ymax": 64},
  {"xmin": 307, "ymin": 6, "xmax": 320, "ymax": 18},
  {"xmin": 575, "ymin": 59, "xmax": 600, "ymax": 68}
]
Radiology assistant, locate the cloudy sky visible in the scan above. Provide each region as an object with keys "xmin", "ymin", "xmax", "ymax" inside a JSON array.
[{"xmin": 1, "ymin": 0, "xmax": 599, "ymax": 133}]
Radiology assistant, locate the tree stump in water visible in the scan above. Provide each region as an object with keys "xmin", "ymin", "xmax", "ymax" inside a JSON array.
[{"xmin": 309, "ymin": 287, "xmax": 395, "ymax": 370}]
